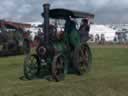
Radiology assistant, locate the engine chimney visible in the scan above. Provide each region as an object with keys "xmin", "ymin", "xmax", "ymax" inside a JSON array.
[{"xmin": 43, "ymin": 3, "xmax": 50, "ymax": 44}]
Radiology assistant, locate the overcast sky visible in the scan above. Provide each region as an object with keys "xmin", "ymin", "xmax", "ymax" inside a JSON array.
[{"xmin": 0, "ymin": 0, "xmax": 128, "ymax": 24}]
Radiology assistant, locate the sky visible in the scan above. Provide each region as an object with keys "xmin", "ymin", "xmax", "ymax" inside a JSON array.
[{"xmin": 0, "ymin": 0, "xmax": 128, "ymax": 24}]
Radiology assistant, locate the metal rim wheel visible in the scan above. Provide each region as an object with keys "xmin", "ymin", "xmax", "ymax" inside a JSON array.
[
  {"xmin": 79, "ymin": 45, "xmax": 90, "ymax": 73},
  {"xmin": 24, "ymin": 54, "xmax": 39, "ymax": 80},
  {"xmin": 73, "ymin": 44, "xmax": 92, "ymax": 75},
  {"xmin": 52, "ymin": 54, "xmax": 65, "ymax": 82}
]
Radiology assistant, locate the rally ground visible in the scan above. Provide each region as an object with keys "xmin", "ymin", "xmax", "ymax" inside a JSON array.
[{"xmin": 0, "ymin": 45, "xmax": 128, "ymax": 96}]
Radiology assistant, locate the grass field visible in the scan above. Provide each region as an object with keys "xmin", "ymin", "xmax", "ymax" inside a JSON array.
[{"xmin": 0, "ymin": 47, "xmax": 128, "ymax": 96}]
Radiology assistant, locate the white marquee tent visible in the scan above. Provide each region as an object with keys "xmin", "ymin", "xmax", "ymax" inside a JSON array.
[{"xmin": 89, "ymin": 25, "xmax": 116, "ymax": 42}]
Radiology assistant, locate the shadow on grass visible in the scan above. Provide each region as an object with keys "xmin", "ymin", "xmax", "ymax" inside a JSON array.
[{"xmin": 19, "ymin": 75, "xmax": 55, "ymax": 81}]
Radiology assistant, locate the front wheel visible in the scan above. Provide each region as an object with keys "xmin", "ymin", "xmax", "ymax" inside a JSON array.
[
  {"xmin": 24, "ymin": 54, "xmax": 39, "ymax": 80},
  {"xmin": 52, "ymin": 54, "xmax": 65, "ymax": 82}
]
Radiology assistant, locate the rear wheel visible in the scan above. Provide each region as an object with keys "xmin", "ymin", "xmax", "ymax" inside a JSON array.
[
  {"xmin": 73, "ymin": 44, "xmax": 92, "ymax": 75},
  {"xmin": 52, "ymin": 54, "xmax": 65, "ymax": 82},
  {"xmin": 24, "ymin": 54, "xmax": 39, "ymax": 80}
]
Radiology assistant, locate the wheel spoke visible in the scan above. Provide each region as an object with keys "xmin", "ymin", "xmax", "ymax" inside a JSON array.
[
  {"xmin": 24, "ymin": 55, "xmax": 39, "ymax": 80},
  {"xmin": 52, "ymin": 55, "xmax": 64, "ymax": 81},
  {"xmin": 78, "ymin": 46, "xmax": 90, "ymax": 74}
]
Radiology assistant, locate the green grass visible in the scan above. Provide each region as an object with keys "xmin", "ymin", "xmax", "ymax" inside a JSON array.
[{"xmin": 0, "ymin": 48, "xmax": 128, "ymax": 96}]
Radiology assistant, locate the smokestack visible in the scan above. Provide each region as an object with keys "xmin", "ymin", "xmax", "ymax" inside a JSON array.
[{"xmin": 43, "ymin": 3, "xmax": 50, "ymax": 44}]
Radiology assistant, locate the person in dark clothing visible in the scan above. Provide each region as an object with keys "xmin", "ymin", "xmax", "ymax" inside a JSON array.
[{"xmin": 79, "ymin": 18, "xmax": 90, "ymax": 42}]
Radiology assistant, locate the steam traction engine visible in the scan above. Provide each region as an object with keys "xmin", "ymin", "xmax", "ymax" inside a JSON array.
[{"xmin": 23, "ymin": 3, "xmax": 94, "ymax": 81}]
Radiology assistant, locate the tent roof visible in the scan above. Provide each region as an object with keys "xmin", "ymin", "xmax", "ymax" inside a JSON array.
[{"xmin": 90, "ymin": 25, "xmax": 116, "ymax": 34}]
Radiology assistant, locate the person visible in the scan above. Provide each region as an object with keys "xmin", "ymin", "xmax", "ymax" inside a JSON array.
[
  {"xmin": 64, "ymin": 17, "xmax": 80, "ymax": 49},
  {"xmin": 37, "ymin": 29, "xmax": 44, "ymax": 43},
  {"xmin": 37, "ymin": 29, "xmax": 42, "ymax": 36},
  {"xmin": 79, "ymin": 18, "xmax": 90, "ymax": 42},
  {"xmin": 23, "ymin": 31, "xmax": 31, "ymax": 54},
  {"xmin": 100, "ymin": 34, "xmax": 105, "ymax": 44},
  {"xmin": 64, "ymin": 17, "xmax": 80, "ymax": 74},
  {"xmin": 95, "ymin": 34, "xmax": 100, "ymax": 43}
]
